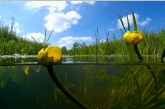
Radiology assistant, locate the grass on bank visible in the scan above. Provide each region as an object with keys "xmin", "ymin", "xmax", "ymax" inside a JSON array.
[
  {"xmin": 0, "ymin": 25, "xmax": 48, "ymax": 56},
  {"xmin": 61, "ymin": 28, "xmax": 165, "ymax": 63}
]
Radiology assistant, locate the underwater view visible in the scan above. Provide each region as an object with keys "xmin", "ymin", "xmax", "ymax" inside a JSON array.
[{"xmin": 1, "ymin": 59, "xmax": 165, "ymax": 109}]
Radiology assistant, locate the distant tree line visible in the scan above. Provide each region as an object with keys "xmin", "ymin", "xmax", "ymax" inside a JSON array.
[
  {"xmin": 61, "ymin": 29, "xmax": 165, "ymax": 56},
  {"xmin": 61, "ymin": 40, "xmax": 121, "ymax": 56}
]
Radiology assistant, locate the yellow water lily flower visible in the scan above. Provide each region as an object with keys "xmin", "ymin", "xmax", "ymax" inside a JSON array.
[
  {"xmin": 123, "ymin": 29, "xmax": 143, "ymax": 45},
  {"xmin": 37, "ymin": 46, "xmax": 62, "ymax": 63}
]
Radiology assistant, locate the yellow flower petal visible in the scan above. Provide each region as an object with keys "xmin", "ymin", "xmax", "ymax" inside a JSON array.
[
  {"xmin": 37, "ymin": 46, "xmax": 62, "ymax": 63},
  {"xmin": 123, "ymin": 31, "xmax": 132, "ymax": 44},
  {"xmin": 137, "ymin": 29, "xmax": 143, "ymax": 40},
  {"xmin": 123, "ymin": 29, "xmax": 143, "ymax": 45},
  {"xmin": 37, "ymin": 48, "xmax": 44, "ymax": 62},
  {"xmin": 123, "ymin": 31, "xmax": 131, "ymax": 41}
]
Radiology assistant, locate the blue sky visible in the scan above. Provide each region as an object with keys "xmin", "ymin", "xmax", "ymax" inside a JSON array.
[{"xmin": 0, "ymin": 1, "xmax": 165, "ymax": 49}]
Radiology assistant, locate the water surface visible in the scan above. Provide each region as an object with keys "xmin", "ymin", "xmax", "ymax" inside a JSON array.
[{"xmin": 0, "ymin": 56, "xmax": 165, "ymax": 109}]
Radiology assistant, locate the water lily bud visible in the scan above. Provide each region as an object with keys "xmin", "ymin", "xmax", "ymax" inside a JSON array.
[
  {"xmin": 123, "ymin": 29, "xmax": 143, "ymax": 45},
  {"xmin": 37, "ymin": 46, "xmax": 62, "ymax": 63}
]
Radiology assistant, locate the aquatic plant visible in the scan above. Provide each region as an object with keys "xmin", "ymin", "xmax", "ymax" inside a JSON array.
[
  {"xmin": 119, "ymin": 11, "xmax": 158, "ymax": 89},
  {"xmin": 123, "ymin": 29, "xmax": 143, "ymax": 45},
  {"xmin": 37, "ymin": 46, "xmax": 62, "ymax": 63},
  {"xmin": 112, "ymin": 11, "xmax": 165, "ymax": 108},
  {"xmin": 0, "ymin": 65, "xmax": 41, "ymax": 93},
  {"xmin": 72, "ymin": 66, "xmax": 103, "ymax": 107},
  {"xmin": 37, "ymin": 45, "xmax": 91, "ymax": 109},
  {"xmin": 91, "ymin": 65, "xmax": 165, "ymax": 109},
  {"xmin": 36, "ymin": 72, "xmax": 77, "ymax": 108}
]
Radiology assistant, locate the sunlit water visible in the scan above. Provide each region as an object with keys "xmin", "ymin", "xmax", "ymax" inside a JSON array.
[{"xmin": 0, "ymin": 56, "xmax": 165, "ymax": 109}]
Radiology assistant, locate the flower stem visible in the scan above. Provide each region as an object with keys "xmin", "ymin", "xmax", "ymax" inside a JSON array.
[
  {"xmin": 161, "ymin": 49, "xmax": 165, "ymax": 62},
  {"xmin": 133, "ymin": 45, "xmax": 157, "ymax": 93},
  {"xmin": 133, "ymin": 45, "xmax": 143, "ymax": 62},
  {"xmin": 46, "ymin": 65, "xmax": 91, "ymax": 109}
]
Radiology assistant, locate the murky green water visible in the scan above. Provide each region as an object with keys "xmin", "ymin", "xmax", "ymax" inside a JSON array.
[{"xmin": 0, "ymin": 56, "xmax": 165, "ymax": 109}]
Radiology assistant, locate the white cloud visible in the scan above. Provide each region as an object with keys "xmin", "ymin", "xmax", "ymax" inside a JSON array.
[
  {"xmin": 100, "ymin": 39, "xmax": 106, "ymax": 43},
  {"xmin": 22, "ymin": 32, "xmax": 45, "ymax": 43},
  {"xmin": 14, "ymin": 22, "xmax": 19, "ymax": 27},
  {"xmin": 25, "ymin": 1, "xmax": 95, "ymax": 33},
  {"xmin": 137, "ymin": 17, "xmax": 151, "ymax": 26},
  {"xmin": 85, "ymin": 1, "xmax": 95, "ymax": 5},
  {"xmin": 0, "ymin": 16, "xmax": 1, "ymax": 19},
  {"xmin": 44, "ymin": 11, "xmax": 81, "ymax": 32},
  {"xmin": 47, "ymin": 7, "xmax": 56, "ymax": 13},
  {"xmin": 25, "ymin": 1, "xmax": 68, "ymax": 12},
  {"xmin": 3, "ymin": 21, "xmax": 21, "ymax": 34},
  {"xmin": 14, "ymin": 28, "xmax": 21, "ymax": 34},
  {"xmin": 70, "ymin": 1, "xmax": 84, "ymax": 4},
  {"xmin": 117, "ymin": 13, "xmax": 139, "ymax": 29},
  {"xmin": 70, "ymin": 1, "xmax": 95, "ymax": 5},
  {"xmin": 117, "ymin": 13, "xmax": 151, "ymax": 29},
  {"xmin": 13, "ymin": 22, "xmax": 21, "ymax": 34},
  {"xmin": 57, "ymin": 36, "xmax": 93, "ymax": 48}
]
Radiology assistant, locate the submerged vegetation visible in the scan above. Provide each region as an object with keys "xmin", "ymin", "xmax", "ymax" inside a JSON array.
[
  {"xmin": 53, "ymin": 64, "xmax": 165, "ymax": 109},
  {"xmin": 1, "ymin": 64, "xmax": 165, "ymax": 109}
]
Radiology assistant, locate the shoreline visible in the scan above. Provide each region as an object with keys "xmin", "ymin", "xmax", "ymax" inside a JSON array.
[
  {"xmin": 0, "ymin": 54, "xmax": 161, "ymax": 58},
  {"xmin": 0, "ymin": 55, "xmax": 37, "ymax": 58}
]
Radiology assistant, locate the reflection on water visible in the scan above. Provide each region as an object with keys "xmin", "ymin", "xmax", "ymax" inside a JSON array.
[
  {"xmin": 0, "ymin": 55, "xmax": 162, "ymax": 63},
  {"xmin": 0, "ymin": 62, "xmax": 165, "ymax": 109},
  {"xmin": 0, "ymin": 56, "xmax": 37, "ymax": 64}
]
